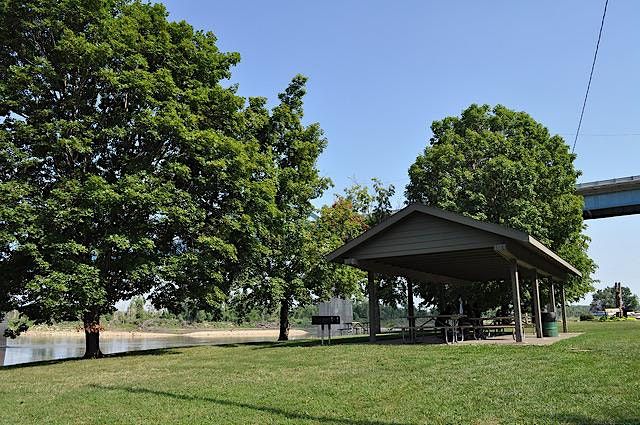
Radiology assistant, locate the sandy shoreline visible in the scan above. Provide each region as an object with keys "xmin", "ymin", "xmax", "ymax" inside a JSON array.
[
  {"xmin": 25, "ymin": 328, "xmax": 311, "ymax": 339},
  {"xmin": 183, "ymin": 329, "xmax": 309, "ymax": 338}
]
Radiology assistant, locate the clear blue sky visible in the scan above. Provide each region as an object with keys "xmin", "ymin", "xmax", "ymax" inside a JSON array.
[{"xmin": 161, "ymin": 0, "xmax": 640, "ymax": 303}]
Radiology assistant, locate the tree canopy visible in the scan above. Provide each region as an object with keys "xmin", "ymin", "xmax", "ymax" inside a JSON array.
[
  {"xmin": 0, "ymin": 0, "xmax": 372, "ymax": 349},
  {"xmin": 0, "ymin": 0, "xmax": 272, "ymax": 356},
  {"xmin": 406, "ymin": 104, "xmax": 596, "ymax": 312},
  {"xmin": 229, "ymin": 78, "xmax": 378, "ymax": 340}
]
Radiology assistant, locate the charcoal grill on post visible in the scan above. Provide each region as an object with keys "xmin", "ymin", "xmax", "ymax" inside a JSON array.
[{"xmin": 312, "ymin": 315, "xmax": 340, "ymax": 345}]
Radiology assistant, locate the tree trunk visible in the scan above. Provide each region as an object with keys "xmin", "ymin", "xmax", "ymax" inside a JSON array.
[
  {"xmin": 83, "ymin": 311, "xmax": 103, "ymax": 358},
  {"xmin": 278, "ymin": 298, "xmax": 290, "ymax": 341}
]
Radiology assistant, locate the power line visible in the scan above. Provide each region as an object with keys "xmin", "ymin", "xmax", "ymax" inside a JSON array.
[
  {"xmin": 572, "ymin": 0, "xmax": 609, "ymax": 154},
  {"xmin": 561, "ymin": 132, "xmax": 640, "ymax": 137}
]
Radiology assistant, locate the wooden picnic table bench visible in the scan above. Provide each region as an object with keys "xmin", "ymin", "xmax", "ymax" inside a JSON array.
[
  {"xmin": 351, "ymin": 321, "xmax": 368, "ymax": 335},
  {"xmin": 465, "ymin": 316, "xmax": 517, "ymax": 340},
  {"xmin": 401, "ymin": 315, "xmax": 465, "ymax": 344},
  {"xmin": 401, "ymin": 315, "xmax": 519, "ymax": 343}
]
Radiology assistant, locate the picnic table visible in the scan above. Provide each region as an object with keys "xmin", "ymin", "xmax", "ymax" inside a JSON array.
[
  {"xmin": 464, "ymin": 316, "xmax": 517, "ymax": 340},
  {"xmin": 401, "ymin": 314, "xmax": 465, "ymax": 344},
  {"xmin": 400, "ymin": 315, "xmax": 518, "ymax": 343},
  {"xmin": 338, "ymin": 322, "xmax": 369, "ymax": 335}
]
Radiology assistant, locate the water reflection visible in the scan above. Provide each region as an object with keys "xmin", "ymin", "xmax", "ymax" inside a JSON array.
[{"xmin": 1, "ymin": 332, "xmax": 304, "ymax": 367}]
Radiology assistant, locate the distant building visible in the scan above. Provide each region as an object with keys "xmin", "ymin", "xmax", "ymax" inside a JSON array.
[
  {"xmin": 317, "ymin": 298, "xmax": 353, "ymax": 337},
  {"xmin": 604, "ymin": 308, "xmax": 622, "ymax": 317}
]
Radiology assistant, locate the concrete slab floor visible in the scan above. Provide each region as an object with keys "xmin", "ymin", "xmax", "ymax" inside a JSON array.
[
  {"xmin": 373, "ymin": 332, "xmax": 582, "ymax": 346},
  {"xmin": 457, "ymin": 332, "xmax": 582, "ymax": 345}
]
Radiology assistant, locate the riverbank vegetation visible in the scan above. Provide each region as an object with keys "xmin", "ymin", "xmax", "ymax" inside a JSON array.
[
  {"xmin": 22, "ymin": 295, "xmax": 597, "ymax": 335},
  {"xmin": 23, "ymin": 298, "xmax": 421, "ymax": 333},
  {"xmin": 1, "ymin": 321, "xmax": 638, "ymax": 424}
]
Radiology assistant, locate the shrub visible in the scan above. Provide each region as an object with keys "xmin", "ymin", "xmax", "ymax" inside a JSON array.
[
  {"xmin": 3, "ymin": 312, "xmax": 33, "ymax": 338},
  {"xmin": 580, "ymin": 314, "xmax": 595, "ymax": 321},
  {"xmin": 598, "ymin": 315, "xmax": 635, "ymax": 322}
]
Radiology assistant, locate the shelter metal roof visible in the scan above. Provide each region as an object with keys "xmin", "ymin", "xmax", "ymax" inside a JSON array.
[{"xmin": 326, "ymin": 204, "xmax": 581, "ymax": 283}]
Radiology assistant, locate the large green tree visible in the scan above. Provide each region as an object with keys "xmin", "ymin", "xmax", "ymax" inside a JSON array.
[
  {"xmin": 233, "ymin": 76, "xmax": 363, "ymax": 341},
  {"xmin": 0, "ymin": 0, "xmax": 268, "ymax": 356},
  {"xmin": 406, "ymin": 104, "xmax": 596, "ymax": 311},
  {"xmin": 235, "ymin": 87, "xmax": 398, "ymax": 341}
]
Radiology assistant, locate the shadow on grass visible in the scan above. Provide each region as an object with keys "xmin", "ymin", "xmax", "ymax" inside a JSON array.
[
  {"xmin": 0, "ymin": 347, "xmax": 184, "ymax": 370},
  {"xmin": 544, "ymin": 413, "xmax": 640, "ymax": 425},
  {"xmin": 1, "ymin": 333, "xmax": 443, "ymax": 370},
  {"xmin": 90, "ymin": 384, "xmax": 415, "ymax": 425},
  {"xmin": 1, "ymin": 336, "xmax": 392, "ymax": 370}
]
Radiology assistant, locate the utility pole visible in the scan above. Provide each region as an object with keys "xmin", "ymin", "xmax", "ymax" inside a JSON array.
[{"xmin": 614, "ymin": 282, "xmax": 623, "ymax": 317}]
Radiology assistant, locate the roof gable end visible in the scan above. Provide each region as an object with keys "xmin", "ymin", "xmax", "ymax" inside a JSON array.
[{"xmin": 346, "ymin": 209, "xmax": 506, "ymax": 260}]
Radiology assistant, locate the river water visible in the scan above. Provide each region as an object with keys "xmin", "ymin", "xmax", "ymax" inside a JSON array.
[{"xmin": 0, "ymin": 332, "xmax": 305, "ymax": 367}]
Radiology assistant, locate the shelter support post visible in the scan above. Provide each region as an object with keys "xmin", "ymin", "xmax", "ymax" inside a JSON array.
[
  {"xmin": 532, "ymin": 271, "xmax": 543, "ymax": 338},
  {"xmin": 549, "ymin": 281, "xmax": 557, "ymax": 314},
  {"xmin": 561, "ymin": 284, "xmax": 568, "ymax": 333},
  {"xmin": 0, "ymin": 314, "xmax": 6, "ymax": 367},
  {"xmin": 509, "ymin": 263, "xmax": 524, "ymax": 342},
  {"xmin": 407, "ymin": 280, "xmax": 416, "ymax": 343},
  {"xmin": 367, "ymin": 271, "xmax": 378, "ymax": 342}
]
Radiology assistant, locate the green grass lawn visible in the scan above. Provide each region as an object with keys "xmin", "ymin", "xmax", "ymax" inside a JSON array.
[{"xmin": 1, "ymin": 321, "xmax": 639, "ymax": 425}]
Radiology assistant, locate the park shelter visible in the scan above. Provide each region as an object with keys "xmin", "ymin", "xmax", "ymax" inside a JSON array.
[{"xmin": 325, "ymin": 204, "xmax": 582, "ymax": 343}]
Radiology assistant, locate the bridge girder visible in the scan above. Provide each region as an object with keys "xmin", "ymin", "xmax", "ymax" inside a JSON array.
[{"xmin": 576, "ymin": 175, "xmax": 640, "ymax": 220}]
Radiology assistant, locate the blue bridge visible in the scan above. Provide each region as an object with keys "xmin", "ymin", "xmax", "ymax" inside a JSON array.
[{"xmin": 577, "ymin": 175, "xmax": 640, "ymax": 219}]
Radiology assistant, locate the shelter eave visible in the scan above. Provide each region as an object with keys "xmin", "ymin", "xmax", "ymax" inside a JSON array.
[
  {"xmin": 495, "ymin": 242, "xmax": 581, "ymax": 281},
  {"xmin": 524, "ymin": 237, "xmax": 582, "ymax": 278}
]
